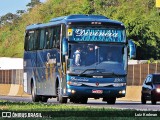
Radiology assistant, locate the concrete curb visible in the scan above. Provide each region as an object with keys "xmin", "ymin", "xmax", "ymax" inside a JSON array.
[
  {"xmin": 118, "ymin": 86, "xmax": 142, "ymax": 101},
  {"xmin": 0, "ymin": 84, "xmax": 30, "ymax": 97},
  {"xmin": 8, "ymin": 84, "xmax": 19, "ymax": 96},
  {"xmin": 0, "ymin": 84, "xmax": 11, "ymax": 95}
]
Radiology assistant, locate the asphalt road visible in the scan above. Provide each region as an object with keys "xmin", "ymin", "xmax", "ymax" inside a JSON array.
[{"xmin": 0, "ymin": 95, "xmax": 160, "ymax": 111}]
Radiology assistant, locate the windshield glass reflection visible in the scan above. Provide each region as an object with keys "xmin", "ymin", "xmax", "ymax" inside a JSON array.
[{"xmin": 68, "ymin": 43, "xmax": 127, "ymax": 75}]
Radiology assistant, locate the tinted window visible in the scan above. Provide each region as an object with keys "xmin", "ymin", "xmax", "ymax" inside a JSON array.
[
  {"xmin": 28, "ymin": 31, "xmax": 35, "ymax": 51},
  {"xmin": 44, "ymin": 28, "xmax": 54, "ymax": 49},
  {"xmin": 44, "ymin": 30, "xmax": 49, "ymax": 49},
  {"xmin": 62, "ymin": 24, "xmax": 66, "ymax": 38},
  {"xmin": 34, "ymin": 30, "xmax": 39, "ymax": 50},
  {"xmin": 41, "ymin": 25, "xmax": 61, "ymax": 49},
  {"xmin": 24, "ymin": 30, "xmax": 39, "ymax": 51},
  {"xmin": 52, "ymin": 28, "xmax": 56, "ymax": 48},
  {"xmin": 24, "ymin": 32, "xmax": 29, "ymax": 51},
  {"xmin": 153, "ymin": 75, "xmax": 160, "ymax": 84},
  {"xmin": 48, "ymin": 28, "xmax": 54, "ymax": 49},
  {"xmin": 55, "ymin": 26, "xmax": 61, "ymax": 48},
  {"xmin": 29, "ymin": 25, "xmax": 62, "ymax": 50},
  {"xmin": 39, "ymin": 29, "xmax": 45, "ymax": 49}
]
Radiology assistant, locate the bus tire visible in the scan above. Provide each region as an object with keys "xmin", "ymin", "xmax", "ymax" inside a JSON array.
[
  {"xmin": 57, "ymin": 83, "xmax": 67, "ymax": 103},
  {"xmin": 74, "ymin": 100, "xmax": 79, "ymax": 103},
  {"xmin": 80, "ymin": 98, "xmax": 88, "ymax": 104},
  {"xmin": 107, "ymin": 97, "xmax": 116, "ymax": 104},
  {"xmin": 151, "ymin": 94, "xmax": 156, "ymax": 105},
  {"xmin": 60, "ymin": 97, "xmax": 67, "ymax": 103},
  {"xmin": 31, "ymin": 83, "xmax": 40, "ymax": 102},
  {"xmin": 141, "ymin": 94, "xmax": 146, "ymax": 104},
  {"xmin": 72, "ymin": 98, "xmax": 80, "ymax": 103},
  {"xmin": 41, "ymin": 96, "xmax": 48, "ymax": 102}
]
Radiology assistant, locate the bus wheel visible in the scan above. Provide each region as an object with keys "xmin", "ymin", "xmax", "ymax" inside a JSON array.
[
  {"xmin": 80, "ymin": 98, "xmax": 88, "ymax": 104},
  {"xmin": 71, "ymin": 98, "xmax": 79, "ymax": 103},
  {"xmin": 57, "ymin": 84, "xmax": 67, "ymax": 103},
  {"xmin": 31, "ymin": 83, "xmax": 40, "ymax": 102},
  {"xmin": 107, "ymin": 97, "xmax": 116, "ymax": 104},
  {"xmin": 41, "ymin": 96, "xmax": 48, "ymax": 102},
  {"xmin": 141, "ymin": 94, "xmax": 146, "ymax": 104},
  {"xmin": 151, "ymin": 94, "xmax": 156, "ymax": 105}
]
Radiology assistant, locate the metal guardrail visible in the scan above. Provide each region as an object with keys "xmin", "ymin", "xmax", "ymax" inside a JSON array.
[{"xmin": 0, "ymin": 63, "xmax": 160, "ymax": 86}]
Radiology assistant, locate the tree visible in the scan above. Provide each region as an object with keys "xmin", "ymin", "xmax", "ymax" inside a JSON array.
[
  {"xmin": 0, "ymin": 13, "xmax": 19, "ymax": 25},
  {"xmin": 16, "ymin": 10, "xmax": 26, "ymax": 16},
  {"xmin": 26, "ymin": 0, "xmax": 41, "ymax": 9}
]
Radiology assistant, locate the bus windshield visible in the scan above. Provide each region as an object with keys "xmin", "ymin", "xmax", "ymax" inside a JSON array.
[{"xmin": 67, "ymin": 43, "xmax": 127, "ymax": 76}]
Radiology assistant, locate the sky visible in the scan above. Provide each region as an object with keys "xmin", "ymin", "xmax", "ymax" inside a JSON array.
[{"xmin": 0, "ymin": 0, "xmax": 46, "ymax": 16}]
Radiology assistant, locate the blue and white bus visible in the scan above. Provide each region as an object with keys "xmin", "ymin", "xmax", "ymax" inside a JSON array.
[{"xmin": 23, "ymin": 14, "xmax": 136, "ymax": 104}]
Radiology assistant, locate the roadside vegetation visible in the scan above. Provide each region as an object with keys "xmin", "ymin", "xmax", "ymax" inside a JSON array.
[
  {"xmin": 0, "ymin": 0, "xmax": 160, "ymax": 60},
  {"xmin": 0, "ymin": 100, "xmax": 160, "ymax": 120}
]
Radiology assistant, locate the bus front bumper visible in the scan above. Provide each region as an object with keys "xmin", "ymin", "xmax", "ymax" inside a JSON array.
[{"xmin": 64, "ymin": 86, "xmax": 126, "ymax": 98}]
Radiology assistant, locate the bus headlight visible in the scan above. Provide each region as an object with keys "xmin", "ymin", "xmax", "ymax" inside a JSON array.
[
  {"xmin": 67, "ymin": 89, "xmax": 71, "ymax": 92},
  {"xmin": 113, "ymin": 83, "xmax": 126, "ymax": 87},
  {"xmin": 156, "ymin": 88, "xmax": 160, "ymax": 93}
]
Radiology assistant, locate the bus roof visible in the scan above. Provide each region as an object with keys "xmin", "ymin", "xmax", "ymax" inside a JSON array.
[
  {"xmin": 49, "ymin": 14, "xmax": 109, "ymax": 22},
  {"xmin": 26, "ymin": 14, "xmax": 124, "ymax": 30}
]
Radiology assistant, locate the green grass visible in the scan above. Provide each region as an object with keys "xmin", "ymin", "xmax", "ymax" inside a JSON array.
[
  {"xmin": 0, "ymin": 100, "xmax": 108, "ymax": 111},
  {"xmin": 0, "ymin": 100, "xmax": 159, "ymax": 120}
]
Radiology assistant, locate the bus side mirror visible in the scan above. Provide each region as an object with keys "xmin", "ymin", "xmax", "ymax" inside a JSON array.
[
  {"xmin": 62, "ymin": 38, "xmax": 68, "ymax": 55},
  {"xmin": 128, "ymin": 40, "xmax": 136, "ymax": 59}
]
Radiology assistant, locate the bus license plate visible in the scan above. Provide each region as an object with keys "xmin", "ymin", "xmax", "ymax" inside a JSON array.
[{"xmin": 92, "ymin": 90, "xmax": 103, "ymax": 94}]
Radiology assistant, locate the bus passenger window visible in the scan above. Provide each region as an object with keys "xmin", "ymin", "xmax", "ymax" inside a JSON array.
[
  {"xmin": 39, "ymin": 29, "xmax": 45, "ymax": 49},
  {"xmin": 28, "ymin": 31, "xmax": 35, "ymax": 51},
  {"xmin": 44, "ymin": 30, "xmax": 50, "ymax": 49},
  {"xmin": 49, "ymin": 28, "xmax": 54, "ymax": 49},
  {"xmin": 55, "ymin": 26, "xmax": 61, "ymax": 49},
  {"xmin": 24, "ymin": 32, "xmax": 29, "ymax": 51},
  {"xmin": 52, "ymin": 29, "xmax": 56, "ymax": 48},
  {"xmin": 34, "ymin": 30, "xmax": 39, "ymax": 50}
]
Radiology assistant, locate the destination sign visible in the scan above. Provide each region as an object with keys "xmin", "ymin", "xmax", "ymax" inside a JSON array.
[{"xmin": 68, "ymin": 28, "xmax": 125, "ymax": 42}]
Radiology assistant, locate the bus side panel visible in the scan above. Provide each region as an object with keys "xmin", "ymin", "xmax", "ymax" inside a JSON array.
[
  {"xmin": 23, "ymin": 51, "xmax": 37, "ymax": 94},
  {"xmin": 36, "ymin": 49, "xmax": 59, "ymax": 96}
]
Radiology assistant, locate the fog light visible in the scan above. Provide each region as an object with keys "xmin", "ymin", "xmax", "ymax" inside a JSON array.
[
  {"xmin": 67, "ymin": 89, "xmax": 71, "ymax": 92},
  {"xmin": 71, "ymin": 90, "xmax": 76, "ymax": 94},
  {"xmin": 119, "ymin": 90, "xmax": 125, "ymax": 94},
  {"xmin": 156, "ymin": 88, "xmax": 160, "ymax": 93},
  {"xmin": 122, "ymin": 90, "xmax": 126, "ymax": 94}
]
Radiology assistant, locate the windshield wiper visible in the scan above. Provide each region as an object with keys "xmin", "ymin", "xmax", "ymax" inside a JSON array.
[{"xmin": 78, "ymin": 69, "xmax": 105, "ymax": 76}]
